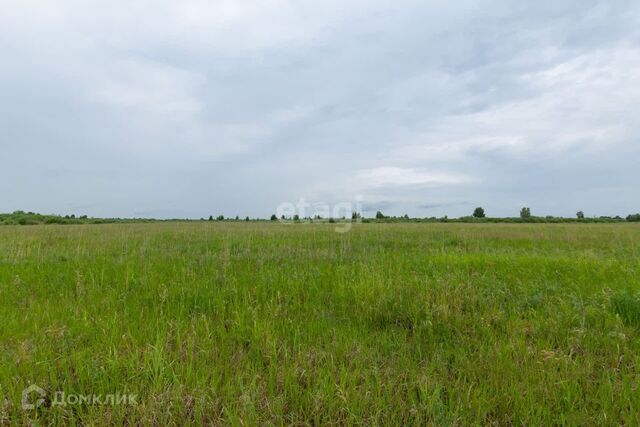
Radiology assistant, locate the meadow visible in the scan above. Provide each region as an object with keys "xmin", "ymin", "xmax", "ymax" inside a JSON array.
[{"xmin": 1, "ymin": 222, "xmax": 639, "ymax": 425}]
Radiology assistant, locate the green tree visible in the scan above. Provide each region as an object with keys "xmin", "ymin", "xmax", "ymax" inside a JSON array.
[
  {"xmin": 270, "ymin": 214, "xmax": 277, "ymax": 221},
  {"xmin": 375, "ymin": 211, "xmax": 385, "ymax": 219},
  {"xmin": 208, "ymin": 215, "xmax": 213, "ymax": 221},
  {"xmin": 473, "ymin": 207, "xmax": 486, "ymax": 218},
  {"xmin": 576, "ymin": 211, "xmax": 585, "ymax": 219},
  {"xmin": 520, "ymin": 207, "xmax": 531, "ymax": 219}
]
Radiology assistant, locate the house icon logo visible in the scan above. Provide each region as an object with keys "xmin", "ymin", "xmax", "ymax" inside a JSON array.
[{"xmin": 21, "ymin": 384, "xmax": 46, "ymax": 410}]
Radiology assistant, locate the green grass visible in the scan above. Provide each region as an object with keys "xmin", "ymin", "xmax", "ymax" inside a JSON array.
[{"xmin": 1, "ymin": 222, "xmax": 639, "ymax": 425}]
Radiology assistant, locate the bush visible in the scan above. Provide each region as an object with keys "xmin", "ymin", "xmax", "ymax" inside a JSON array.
[{"xmin": 45, "ymin": 217, "xmax": 66, "ymax": 224}]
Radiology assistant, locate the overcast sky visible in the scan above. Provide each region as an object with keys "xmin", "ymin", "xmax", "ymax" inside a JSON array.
[{"xmin": 1, "ymin": 0, "xmax": 639, "ymax": 218}]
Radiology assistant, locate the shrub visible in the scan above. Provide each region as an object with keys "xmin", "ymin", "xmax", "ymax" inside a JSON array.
[{"xmin": 45, "ymin": 217, "xmax": 66, "ymax": 224}]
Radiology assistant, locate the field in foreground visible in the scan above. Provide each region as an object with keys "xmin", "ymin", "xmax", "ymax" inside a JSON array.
[{"xmin": 1, "ymin": 223, "xmax": 640, "ymax": 425}]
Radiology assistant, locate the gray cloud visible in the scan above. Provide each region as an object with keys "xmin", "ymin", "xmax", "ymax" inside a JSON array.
[
  {"xmin": 1, "ymin": 0, "xmax": 639, "ymax": 218},
  {"xmin": 418, "ymin": 201, "xmax": 473, "ymax": 210},
  {"xmin": 362, "ymin": 201, "xmax": 396, "ymax": 213}
]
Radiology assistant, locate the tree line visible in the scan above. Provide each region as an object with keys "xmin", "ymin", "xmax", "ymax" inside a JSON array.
[
  {"xmin": 372, "ymin": 207, "xmax": 640, "ymax": 223},
  {"xmin": 1, "ymin": 209, "xmax": 639, "ymax": 226}
]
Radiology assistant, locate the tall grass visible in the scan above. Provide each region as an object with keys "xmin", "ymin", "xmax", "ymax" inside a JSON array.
[{"xmin": 0, "ymin": 223, "xmax": 639, "ymax": 425}]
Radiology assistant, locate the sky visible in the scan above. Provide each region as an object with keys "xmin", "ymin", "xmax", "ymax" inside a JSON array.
[{"xmin": 1, "ymin": 0, "xmax": 639, "ymax": 219}]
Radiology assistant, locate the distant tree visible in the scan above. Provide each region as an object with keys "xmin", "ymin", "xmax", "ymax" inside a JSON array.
[
  {"xmin": 270, "ymin": 214, "xmax": 277, "ymax": 221},
  {"xmin": 576, "ymin": 211, "xmax": 585, "ymax": 219},
  {"xmin": 627, "ymin": 213, "xmax": 640, "ymax": 222},
  {"xmin": 351, "ymin": 212, "xmax": 361, "ymax": 220},
  {"xmin": 208, "ymin": 215, "xmax": 214, "ymax": 221},
  {"xmin": 520, "ymin": 207, "xmax": 531, "ymax": 219},
  {"xmin": 473, "ymin": 207, "xmax": 486, "ymax": 218},
  {"xmin": 245, "ymin": 216, "xmax": 250, "ymax": 221},
  {"xmin": 216, "ymin": 215, "xmax": 224, "ymax": 221},
  {"xmin": 375, "ymin": 211, "xmax": 385, "ymax": 219},
  {"xmin": 403, "ymin": 214, "xmax": 409, "ymax": 219},
  {"xmin": 293, "ymin": 214, "xmax": 300, "ymax": 222}
]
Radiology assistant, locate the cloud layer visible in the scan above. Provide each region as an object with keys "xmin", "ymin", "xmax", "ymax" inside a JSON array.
[{"xmin": 1, "ymin": 0, "xmax": 639, "ymax": 218}]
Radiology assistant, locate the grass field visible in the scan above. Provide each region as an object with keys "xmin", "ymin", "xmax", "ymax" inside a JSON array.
[{"xmin": 1, "ymin": 222, "xmax": 640, "ymax": 425}]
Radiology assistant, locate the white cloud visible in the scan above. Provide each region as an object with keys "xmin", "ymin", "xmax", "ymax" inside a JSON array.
[
  {"xmin": 388, "ymin": 44, "xmax": 640, "ymax": 166},
  {"xmin": 89, "ymin": 59, "xmax": 205, "ymax": 116},
  {"xmin": 355, "ymin": 167, "xmax": 472, "ymax": 188}
]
